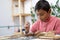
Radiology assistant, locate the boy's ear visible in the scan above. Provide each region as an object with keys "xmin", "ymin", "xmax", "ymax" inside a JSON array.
[{"xmin": 48, "ymin": 9, "xmax": 51, "ymax": 14}]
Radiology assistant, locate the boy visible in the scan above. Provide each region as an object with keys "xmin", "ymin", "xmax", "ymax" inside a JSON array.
[{"xmin": 31, "ymin": 0, "xmax": 60, "ymax": 34}]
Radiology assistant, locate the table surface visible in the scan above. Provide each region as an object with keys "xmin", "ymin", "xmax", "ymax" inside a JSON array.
[
  {"xmin": 0, "ymin": 34, "xmax": 60, "ymax": 40},
  {"xmin": 0, "ymin": 36, "xmax": 60, "ymax": 40},
  {"xmin": 0, "ymin": 37, "xmax": 54, "ymax": 40}
]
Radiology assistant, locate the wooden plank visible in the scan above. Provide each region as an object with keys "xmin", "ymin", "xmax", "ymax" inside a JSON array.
[
  {"xmin": 20, "ymin": 0, "xmax": 26, "ymax": 2},
  {"xmin": 12, "ymin": 13, "xmax": 31, "ymax": 17}
]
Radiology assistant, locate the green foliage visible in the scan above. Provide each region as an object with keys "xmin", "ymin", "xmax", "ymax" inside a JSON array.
[
  {"xmin": 51, "ymin": 0, "xmax": 60, "ymax": 17},
  {"xmin": 31, "ymin": 7, "xmax": 36, "ymax": 23}
]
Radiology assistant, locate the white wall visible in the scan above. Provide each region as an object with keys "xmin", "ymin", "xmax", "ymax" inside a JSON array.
[{"xmin": 0, "ymin": 0, "xmax": 14, "ymax": 26}]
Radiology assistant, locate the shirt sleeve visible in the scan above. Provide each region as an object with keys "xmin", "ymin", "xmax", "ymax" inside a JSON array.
[
  {"xmin": 30, "ymin": 20, "xmax": 40, "ymax": 33},
  {"xmin": 54, "ymin": 18, "xmax": 60, "ymax": 34}
]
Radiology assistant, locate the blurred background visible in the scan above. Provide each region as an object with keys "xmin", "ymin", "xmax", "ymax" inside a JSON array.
[{"xmin": 0, "ymin": 0, "xmax": 60, "ymax": 36}]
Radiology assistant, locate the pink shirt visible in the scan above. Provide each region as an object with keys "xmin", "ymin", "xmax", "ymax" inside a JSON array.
[{"xmin": 31, "ymin": 16, "xmax": 60, "ymax": 34}]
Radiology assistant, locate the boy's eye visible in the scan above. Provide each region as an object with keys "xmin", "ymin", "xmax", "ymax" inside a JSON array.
[
  {"xmin": 37, "ymin": 13, "xmax": 44, "ymax": 16},
  {"xmin": 40, "ymin": 13, "xmax": 44, "ymax": 16}
]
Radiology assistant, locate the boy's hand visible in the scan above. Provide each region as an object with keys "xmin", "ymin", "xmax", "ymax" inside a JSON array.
[
  {"xmin": 25, "ymin": 33, "xmax": 34, "ymax": 36},
  {"xmin": 34, "ymin": 31, "xmax": 40, "ymax": 35},
  {"xmin": 34, "ymin": 31, "xmax": 45, "ymax": 37}
]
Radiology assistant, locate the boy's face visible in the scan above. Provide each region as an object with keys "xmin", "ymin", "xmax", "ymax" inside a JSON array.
[{"xmin": 36, "ymin": 9, "xmax": 51, "ymax": 22}]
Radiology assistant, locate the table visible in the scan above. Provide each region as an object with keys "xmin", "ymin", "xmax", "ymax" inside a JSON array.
[
  {"xmin": 0, "ymin": 33, "xmax": 60, "ymax": 40},
  {"xmin": 0, "ymin": 36, "xmax": 59, "ymax": 40}
]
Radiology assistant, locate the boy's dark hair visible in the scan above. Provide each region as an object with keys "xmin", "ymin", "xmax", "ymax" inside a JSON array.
[{"xmin": 35, "ymin": 0, "xmax": 50, "ymax": 12}]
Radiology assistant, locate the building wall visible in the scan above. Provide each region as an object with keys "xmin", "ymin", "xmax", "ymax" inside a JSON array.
[
  {"xmin": 0, "ymin": 0, "xmax": 14, "ymax": 26},
  {"xmin": 0, "ymin": 0, "xmax": 15, "ymax": 36}
]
